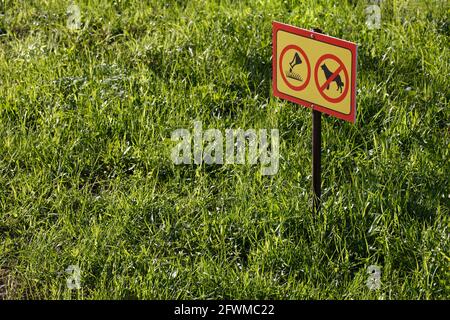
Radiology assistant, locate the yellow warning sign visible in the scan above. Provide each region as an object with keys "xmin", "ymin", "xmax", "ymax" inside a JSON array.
[{"xmin": 273, "ymin": 22, "xmax": 358, "ymax": 123}]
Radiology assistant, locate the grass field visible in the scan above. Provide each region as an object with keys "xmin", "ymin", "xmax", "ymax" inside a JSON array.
[{"xmin": 0, "ymin": 0, "xmax": 449, "ymax": 299}]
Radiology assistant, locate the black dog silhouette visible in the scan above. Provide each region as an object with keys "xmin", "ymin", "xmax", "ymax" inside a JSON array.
[{"xmin": 321, "ymin": 64, "xmax": 344, "ymax": 93}]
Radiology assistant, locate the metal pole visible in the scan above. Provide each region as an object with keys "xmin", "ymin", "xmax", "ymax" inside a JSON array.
[{"xmin": 312, "ymin": 109, "xmax": 321, "ymax": 214}]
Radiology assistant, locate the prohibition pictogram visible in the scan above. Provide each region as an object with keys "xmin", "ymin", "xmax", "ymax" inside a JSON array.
[
  {"xmin": 314, "ymin": 53, "xmax": 349, "ymax": 104},
  {"xmin": 279, "ymin": 45, "xmax": 311, "ymax": 91}
]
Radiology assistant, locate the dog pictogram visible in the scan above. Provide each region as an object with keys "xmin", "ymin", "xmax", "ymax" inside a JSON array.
[
  {"xmin": 320, "ymin": 63, "xmax": 344, "ymax": 93},
  {"xmin": 314, "ymin": 54, "xmax": 349, "ymax": 104}
]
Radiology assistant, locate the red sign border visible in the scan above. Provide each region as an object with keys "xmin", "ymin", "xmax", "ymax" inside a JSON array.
[{"xmin": 272, "ymin": 21, "xmax": 358, "ymax": 123}]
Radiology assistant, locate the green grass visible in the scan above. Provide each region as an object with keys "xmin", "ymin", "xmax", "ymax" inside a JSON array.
[{"xmin": 0, "ymin": 0, "xmax": 449, "ymax": 299}]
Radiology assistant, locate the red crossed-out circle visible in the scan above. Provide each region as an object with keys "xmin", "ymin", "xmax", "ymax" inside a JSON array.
[
  {"xmin": 314, "ymin": 54, "xmax": 349, "ymax": 103},
  {"xmin": 279, "ymin": 45, "xmax": 311, "ymax": 91}
]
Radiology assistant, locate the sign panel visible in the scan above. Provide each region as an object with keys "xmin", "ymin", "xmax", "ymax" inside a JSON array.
[{"xmin": 272, "ymin": 21, "xmax": 358, "ymax": 123}]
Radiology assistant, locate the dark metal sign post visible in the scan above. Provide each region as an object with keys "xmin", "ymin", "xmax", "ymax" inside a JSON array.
[{"xmin": 312, "ymin": 108, "xmax": 321, "ymax": 214}]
